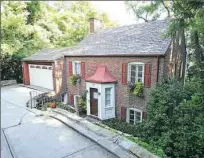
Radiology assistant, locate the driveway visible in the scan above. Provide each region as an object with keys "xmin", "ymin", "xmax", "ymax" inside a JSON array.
[{"xmin": 1, "ymin": 85, "xmax": 116, "ymax": 158}]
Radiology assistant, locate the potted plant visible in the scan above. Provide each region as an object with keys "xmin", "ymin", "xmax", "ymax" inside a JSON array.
[
  {"xmin": 49, "ymin": 102, "xmax": 56, "ymax": 108},
  {"xmin": 77, "ymin": 96, "xmax": 86, "ymax": 115},
  {"xmin": 70, "ymin": 74, "xmax": 81, "ymax": 85},
  {"xmin": 133, "ymin": 81, "xmax": 144, "ymax": 97}
]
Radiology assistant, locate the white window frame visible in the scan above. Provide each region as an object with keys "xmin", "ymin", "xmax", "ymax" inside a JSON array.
[
  {"xmin": 126, "ymin": 108, "xmax": 142, "ymax": 124},
  {"xmin": 74, "ymin": 95, "xmax": 80, "ymax": 106},
  {"xmin": 73, "ymin": 61, "xmax": 81, "ymax": 75},
  {"xmin": 128, "ymin": 62, "xmax": 144, "ymax": 84},
  {"xmin": 105, "ymin": 87, "xmax": 112, "ymax": 107}
]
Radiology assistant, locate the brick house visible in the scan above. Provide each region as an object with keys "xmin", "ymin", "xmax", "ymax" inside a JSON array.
[
  {"xmin": 23, "ymin": 18, "xmax": 186, "ymax": 124},
  {"xmin": 62, "ymin": 18, "xmax": 186, "ymax": 123}
]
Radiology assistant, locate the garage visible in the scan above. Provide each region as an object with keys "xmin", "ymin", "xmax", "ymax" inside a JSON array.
[{"xmin": 29, "ymin": 64, "xmax": 53, "ymax": 90}]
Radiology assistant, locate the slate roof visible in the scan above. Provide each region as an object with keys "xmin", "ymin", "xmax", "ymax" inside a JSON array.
[
  {"xmin": 23, "ymin": 19, "xmax": 171, "ymax": 61},
  {"xmin": 64, "ymin": 19, "xmax": 171, "ymax": 56},
  {"xmin": 23, "ymin": 48, "xmax": 68, "ymax": 61}
]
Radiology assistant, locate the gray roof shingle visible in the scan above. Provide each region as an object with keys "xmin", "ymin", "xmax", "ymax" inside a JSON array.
[
  {"xmin": 23, "ymin": 48, "xmax": 68, "ymax": 61},
  {"xmin": 64, "ymin": 19, "xmax": 171, "ymax": 56},
  {"xmin": 24, "ymin": 19, "xmax": 171, "ymax": 61}
]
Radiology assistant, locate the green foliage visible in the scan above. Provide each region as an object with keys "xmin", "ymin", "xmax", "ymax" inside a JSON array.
[
  {"xmin": 56, "ymin": 102, "xmax": 76, "ymax": 113},
  {"xmin": 146, "ymin": 79, "xmax": 204, "ymax": 157},
  {"xmin": 102, "ymin": 118, "xmax": 166, "ymax": 157},
  {"xmin": 126, "ymin": 136, "xmax": 166, "ymax": 158},
  {"xmin": 0, "ymin": 53, "xmax": 24, "ymax": 83},
  {"xmin": 77, "ymin": 96, "xmax": 87, "ymax": 114},
  {"xmin": 70, "ymin": 75, "xmax": 77, "ymax": 85},
  {"xmin": 133, "ymin": 81, "xmax": 144, "ymax": 97},
  {"xmin": 125, "ymin": 1, "xmax": 171, "ymax": 22},
  {"xmin": 1, "ymin": 1, "xmax": 117, "ymax": 81}
]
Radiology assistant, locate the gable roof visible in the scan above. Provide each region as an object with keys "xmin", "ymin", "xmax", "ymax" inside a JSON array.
[
  {"xmin": 23, "ymin": 19, "xmax": 171, "ymax": 61},
  {"xmin": 64, "ymin": 19, "xmax": 171, "ymax": 56},
  {"xmin": 22, "ymin": 48, "xmax": 68, "ymax": 62}
]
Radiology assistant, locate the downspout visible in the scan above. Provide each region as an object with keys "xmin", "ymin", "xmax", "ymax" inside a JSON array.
[{"xmin": 156, "ymin": 56, "xmax": 159, "ymax": 82}]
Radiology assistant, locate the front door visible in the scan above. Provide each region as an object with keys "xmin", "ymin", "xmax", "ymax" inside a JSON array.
[{"xmin": 90, "ymin": 88, "xmax": 98, "ymax": 116}]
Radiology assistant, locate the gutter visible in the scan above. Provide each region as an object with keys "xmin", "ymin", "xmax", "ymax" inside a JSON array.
[
  {"xmin": 156, "ymin": 56, "xmax": 159, "ymax": 82},
  {"xmin": 64, "ymin": 54, "xmax": 165, "ymax": 57}
]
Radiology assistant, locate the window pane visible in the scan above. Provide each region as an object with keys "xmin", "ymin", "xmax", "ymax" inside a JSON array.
[
  {"xmin": 106, "ymin": 94, "xmax": 110, "ymax": 100},
  {"xmin": 131, "ymin": 70, "xmax": 136, "ymax": 77},
  {"xmin": 137, "ymin": 78, "xmax": 141, "ymax": 82},
  {"xmin": 138, "ymin": 66, "xmax": 143, "ymax": 71},
  {"xmin": 129, "ymin": 119, "xmax": 134, "ymax": 124},
  {"xmin": 130, "ymin": 110, "xmax": 134, "ymax": 115},
  {"xmin": 105, "ymin": 88, "xmax": 111, "ymax": 107},
  {"xmin": 130, "ymin": 114, "xmax": 134, "ymax": 120},
  {"xmin": 105, "ymin": 100, "xmax": 110, "ymax": 105},
  {"xmin": 135, "ymin": 112, "xmax": 141, "ymax": 122},
  {"xmin": 138, "ymin": 72, "xmax": 142, "ymax": 78},
  {"xmin": 131, "ymin": 77, "xmax": 136, "ymax": 83},
  {"xmin": 131, "ymin": 65, "xmax": 136, "ymax": 71},
  {"xmin": 77, "ymin": 63, "xmax": 81, "ymax": 74}
]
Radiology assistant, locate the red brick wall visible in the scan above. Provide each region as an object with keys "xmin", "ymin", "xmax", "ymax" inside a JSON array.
[{"xmin": 65, "ymin": 56, "xmax": 162, "ymax": 119}]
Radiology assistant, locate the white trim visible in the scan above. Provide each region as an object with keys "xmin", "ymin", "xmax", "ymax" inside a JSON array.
[
  {"xmin": 86, "ymin": 82, "xmax": 115, "ymax": 120},
  {"xmin": 74, "ymin": 95, "xmax": 80, "ymax": 106},
  {"xmin": 72, "ymin": 61, "xmax": 81, "ymax": 75},
  {"xmin": 127, "ymin": 62, "xmax": 144, "ymax": 83},
  {"xmin": 105, "ymin": 87, "xmax": 112, "ymax": 107},
  {"xmin": 62, "ymin": 93, "xmax": 68, "ymax": 104},
  {"xmin": 126, "ymin": 108, "xmax": 143, "ymax": 124}
]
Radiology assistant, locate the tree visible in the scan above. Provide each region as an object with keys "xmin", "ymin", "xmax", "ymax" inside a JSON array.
[
  {"xmin": 1, "ymin": 1, "xmax": 117, "ymax": 82},
  {"xmin": 125, "ymin": 1, "xmax": 172, "ymax": 22}
]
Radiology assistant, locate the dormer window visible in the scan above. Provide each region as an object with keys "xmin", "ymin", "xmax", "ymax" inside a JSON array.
[{"xmin": 128, "ymin": 62, "xmax": 144, "ymax": 84}]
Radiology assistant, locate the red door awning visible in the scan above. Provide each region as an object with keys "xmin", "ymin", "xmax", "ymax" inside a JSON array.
[{"xmin": 85, "ymin": 65, "xmax": 117, "ymax": 83}]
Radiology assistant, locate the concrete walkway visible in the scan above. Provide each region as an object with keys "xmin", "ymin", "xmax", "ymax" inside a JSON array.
[{"xmin": 1, "ymin": 85, "xmax": 117, "ymax": 158}]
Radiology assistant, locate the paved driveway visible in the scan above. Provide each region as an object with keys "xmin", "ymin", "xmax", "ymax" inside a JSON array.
[{"xmin": 1, "ymin": 85, "xmax": 116, "ymax": 158}]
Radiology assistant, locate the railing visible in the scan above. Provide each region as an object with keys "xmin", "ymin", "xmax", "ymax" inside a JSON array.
[
  {"xmin": 26, "ymin": 91, "xmax": 57, "ymax": 109},
  {"xmin": 26, "ymin": 91, "xmax": 41, "ymax": 109}
]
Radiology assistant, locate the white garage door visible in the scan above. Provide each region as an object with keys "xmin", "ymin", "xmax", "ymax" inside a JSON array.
[{"xmin": 29, "ymin": 64, "xmax": 53, "ymax": 90}]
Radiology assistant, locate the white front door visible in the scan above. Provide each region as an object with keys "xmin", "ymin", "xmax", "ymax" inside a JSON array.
[{"xmin": 29, "ymin": 64, "xmax": 53, "ymax": 90}]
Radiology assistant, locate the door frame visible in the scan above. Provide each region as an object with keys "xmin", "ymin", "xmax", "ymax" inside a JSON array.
[
  {"xmin": 90, "ymin": 88, "xmax": 98, "ymax": 116},
  {"xmin": 86, "ymin": 82, "xmax": 102, "ymax": 119}
]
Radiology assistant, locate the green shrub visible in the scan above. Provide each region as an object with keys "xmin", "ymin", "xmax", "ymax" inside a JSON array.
[
  {"xmin": 133, "ymin": 81, "xmax": 144, "ymax": 97},
  {"xmin": 56, "ymin": 102, "xmax": 76, "ymax": 113},
  {"xmin": 70, "ymin": 75, "xmax": 77, "ymax": 85}
]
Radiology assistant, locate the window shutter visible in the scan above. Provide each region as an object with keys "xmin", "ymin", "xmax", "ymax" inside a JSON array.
[
  {"xmin": 142, "ymin": 111, "xmax": 147, "ymax": 120},
  {"xmin": 121, "ymin": 106, "xmax": 127, "ymax": 121},
  {"xmin": 144, "ymin": 63, "xmax": 151, "ymax": 88},
  {"xmin": 70, "ymin": 94, "xmax": 74, "ymax": 105},
  {"xmin": 69, "ymin": 61, "xmax": 73, "ymax": 76},
  {"xmin": 81, "ymin": 62, "xmax": 85, "ymax": 79},
  {"xmin": 122, "ymin": 63, "xmax": 127, "ymax": 85}
]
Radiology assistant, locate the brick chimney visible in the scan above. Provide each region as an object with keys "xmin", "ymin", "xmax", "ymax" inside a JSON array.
[{"xmin": 89, "ymin": 18, "xmax": 104, "ymax": 33}]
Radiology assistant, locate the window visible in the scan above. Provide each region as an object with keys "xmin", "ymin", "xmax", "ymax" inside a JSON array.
[
  {"xmin": 61, "ymin": 93, "xmax": 67, "ymax": 104},
  {"xmin": 127, "ymin": 108, "xmax": 142, "ymax": 124},
  {"xmin": 74, "ymin": 95, "xmax": 80, "ymax": 106},
  {"xmin": 73, "ymin": 61, "xmax": 81, "ymax": 75},
  {"xmin": 128, "ymin": 62, "xmax": 144, "ymax": 84},
  {"xmin": 105, "ymin": 88, "xmax": 111, "ymax": 107}
]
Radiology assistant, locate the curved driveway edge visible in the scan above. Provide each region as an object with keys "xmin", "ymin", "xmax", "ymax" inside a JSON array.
[{"xmin": 48, "ymin": 108, "xmax": 138, "ymax": 158}]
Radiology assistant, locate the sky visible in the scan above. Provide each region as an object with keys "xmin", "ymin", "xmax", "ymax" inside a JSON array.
[{"xmin": 90, "ymin": 1, "xmax": 136, "ymax": 26}]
